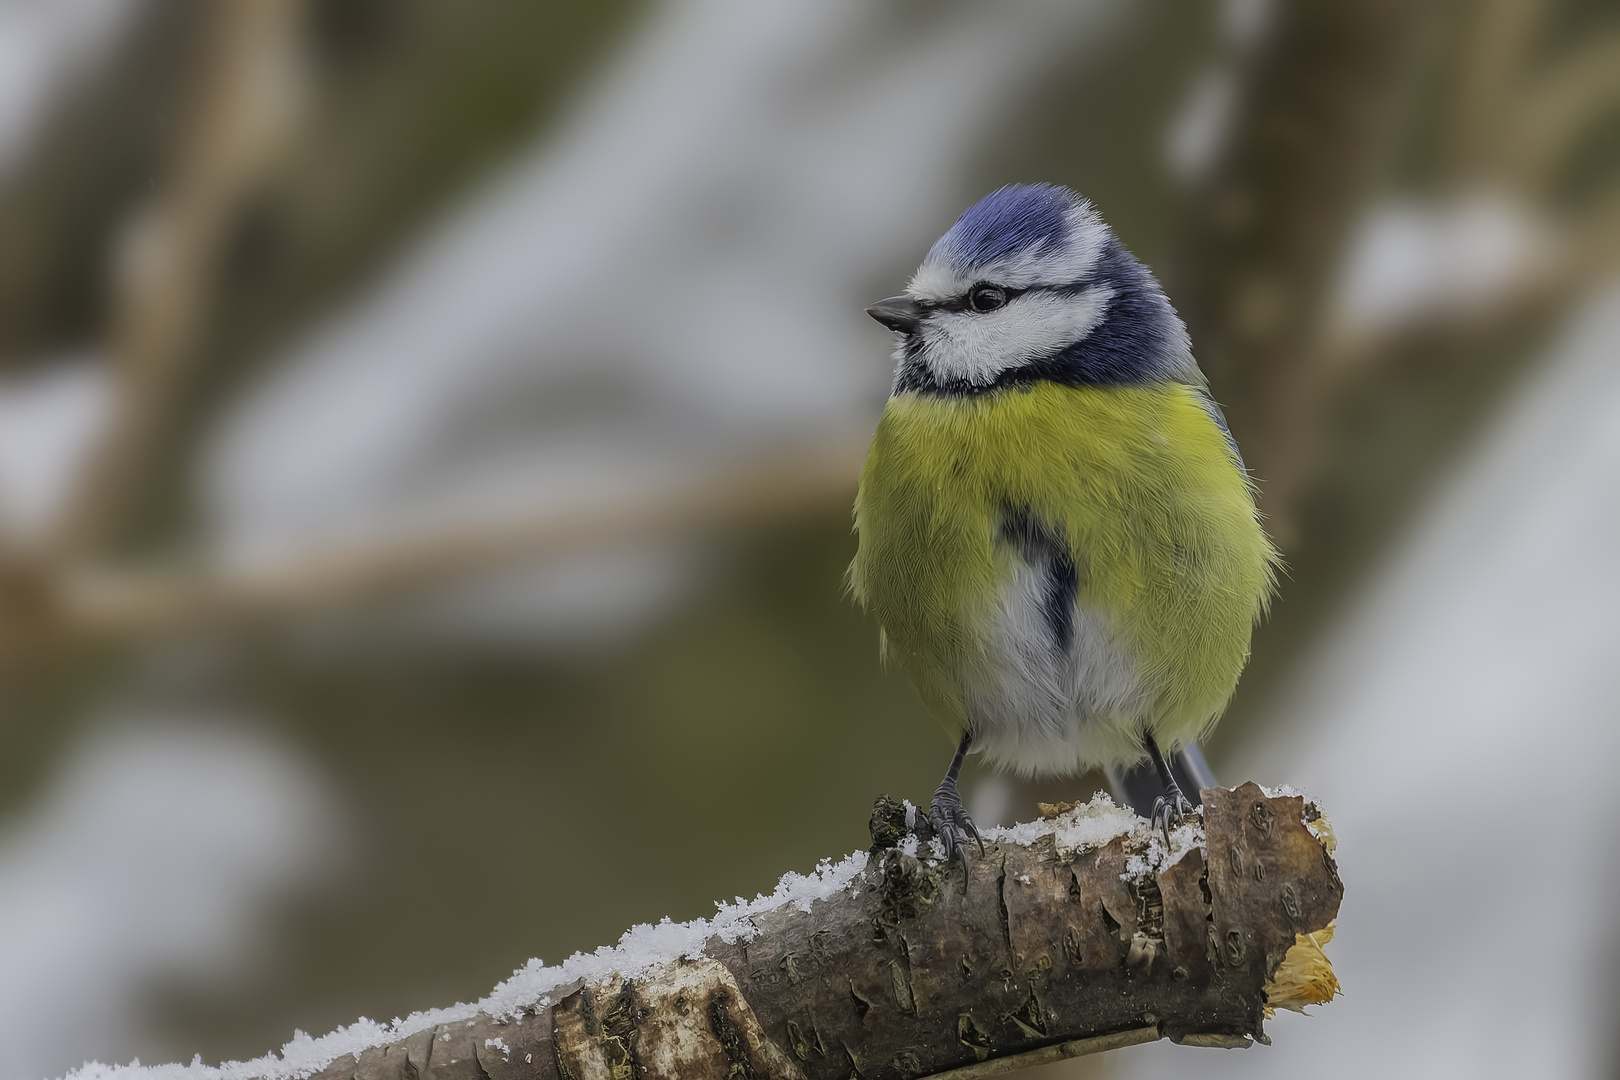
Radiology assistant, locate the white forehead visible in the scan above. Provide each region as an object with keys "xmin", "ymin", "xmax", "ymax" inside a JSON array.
[{"xmin": 906, "ymin": 200, "xmax": 1111, "ymax": 302}]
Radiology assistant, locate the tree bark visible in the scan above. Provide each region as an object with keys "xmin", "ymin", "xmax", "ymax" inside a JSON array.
[{"xmin": 279, "ymin": 784, "xmax": 1339, "ymax": 1080}]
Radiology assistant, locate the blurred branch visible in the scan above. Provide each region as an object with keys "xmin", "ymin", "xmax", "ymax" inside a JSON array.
[
  {"xmin": 52, "ymin": 0, "xmax": 307, "ymax": 562},
  {"xmin": 143, "ymin": 786, "xmax": 1342, "ymax": 1080},
  {"xmin": 1507, "ymin": 31, "xmax": 1620, "ymax": 192},
  {"xmin": 4, "ymin": 0, "xmax": 1613, "ymax": 660},
  {"xmin": 0, "ymin": 0, "xmax": 201, "ymax": 367},
  {"xmin": 1179, "ymin": 0, "xmax": 1620, "ymax": 548},
  {"xmin": 1174, "ymin": 0, "xmax": 1442, "ymax": 545},
  {"xmin": 1445, "ymin": 0, "xmax": 1547, "ymax": 181},
  {"xmin": 1446, "ymin": 0, "xmax": 1620, "ymax": 193},
  {"xmin": 1405, "ymin": 0, "xmax": 1620, "ymax": 303},
  {"xmin": 46, "ymin": 439, "xmax": 866, "ymax": 645}
]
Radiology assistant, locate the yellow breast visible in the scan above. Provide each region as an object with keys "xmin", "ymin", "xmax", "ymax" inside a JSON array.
[{"xmin": 850, "ymin": 380, "xmax": 1276, "ymax": 763}]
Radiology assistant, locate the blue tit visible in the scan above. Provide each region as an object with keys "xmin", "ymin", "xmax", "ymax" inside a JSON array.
[{"xmin": 851, "ymin": 183, "xmax": 1277, "ymax": 867}]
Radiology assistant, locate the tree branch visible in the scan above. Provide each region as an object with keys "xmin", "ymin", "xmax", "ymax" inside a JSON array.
[
  {"xmin": 53, "ymin": 0, "xmax": 305, "ymax": 561},
  {"xmin": 1174, "ymin": 0, "xmax": 1443, "ymax": 545},
  {"xmin": 39, "ymin": 439, "xmax": 863, "ymax": 648},
  {"xmin": 118, "ymin": 784, "xmax": 1339, "ymax": 1080}
]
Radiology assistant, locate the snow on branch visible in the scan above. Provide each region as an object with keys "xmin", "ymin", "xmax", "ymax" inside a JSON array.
[{"xmin": 67, "ymin": 783, "xmax": 1341, "ymax": 1080}]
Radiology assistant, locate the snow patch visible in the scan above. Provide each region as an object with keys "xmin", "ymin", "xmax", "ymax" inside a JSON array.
[
  {"xmin": 61, "ymin": 848, "xmax": 870, "ymax": 1080},
  {"xmin": 1332, "ymin": 192, "xmax": 1562, "ymax": 336},
  {"xmin": 984, "ymin": 790, "xmax": 1144, "ymax": 855},
  {"xmin": 0, "ymin": 358, "xmax": 111, "ymax": 540},
  {"xmin": 1259, "ymin": 783, "xmax": 1315, "ymax": 804},
  {"xmin": 1119, "ymin": 819, "xmax": 1203, "ymax": 881},
  {"xmin": 978, "ymin": 792, "xmax": 1202, "ymax": 880}
]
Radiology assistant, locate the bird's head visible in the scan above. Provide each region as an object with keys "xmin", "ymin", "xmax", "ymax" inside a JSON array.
[{"xmin": 868, "ymin": 183, "xmax": 1197, "ymax": 395}]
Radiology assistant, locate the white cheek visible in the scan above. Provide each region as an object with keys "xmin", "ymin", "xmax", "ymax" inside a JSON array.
[{"xmin": 920, "ymin": 288, "xmax": 1112, "ymax": 385}]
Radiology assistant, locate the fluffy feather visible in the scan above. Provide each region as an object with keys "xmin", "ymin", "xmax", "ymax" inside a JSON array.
[
  {"xmin": 896, "ymin": 190, "xmax": 1197, "ymax": 395},
  {"xmin": 854, "ymin": 183, "xmax": 1275, "ymax": 777},
  {"xmin": 850, "ymin": 381, "xmax": 1277, "ymax": 775},
  {"xmin": 909, "ymin": 184, "xmax": 1110, "ymax": 298}
]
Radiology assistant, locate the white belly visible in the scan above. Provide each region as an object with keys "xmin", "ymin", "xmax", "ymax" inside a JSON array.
[{"xmin": 963, "ymin": 559, "xmax": 1148, "ymax": 776}]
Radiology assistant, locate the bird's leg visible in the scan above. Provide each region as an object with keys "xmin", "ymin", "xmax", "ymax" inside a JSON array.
[
  {"xmin": 928, "ymin": 731, "xmax": 985, "ymax": 881},
  {"xmin": 1142, "ymin": 731, "xmax": 1195, "ymax": 844}
]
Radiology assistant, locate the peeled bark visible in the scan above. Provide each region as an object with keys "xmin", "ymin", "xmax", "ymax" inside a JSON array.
[{"xmin": 293, "ymin": 783, "xmax": 1339, "ymax": 1080}]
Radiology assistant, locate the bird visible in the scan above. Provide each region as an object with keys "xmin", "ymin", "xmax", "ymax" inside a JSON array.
[{"xmin": 850, "ymin": 183, "xmax": 1277, "ymax": 869}]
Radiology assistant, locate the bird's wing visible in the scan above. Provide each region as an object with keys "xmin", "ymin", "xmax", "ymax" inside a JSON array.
[{"xmin": 1193, "ymin": 388, "xmax": 1246, "ymax": 472}]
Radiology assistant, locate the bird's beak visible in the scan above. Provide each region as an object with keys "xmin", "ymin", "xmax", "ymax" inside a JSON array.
[{"xmin": 866, "ymin": 295, "xmax": 923, "ymax": 334}]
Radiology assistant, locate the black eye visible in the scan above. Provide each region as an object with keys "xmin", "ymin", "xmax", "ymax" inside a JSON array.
[{"xmin": 968, "ymin": 283, "xmax": 1008, "ymax": 312}]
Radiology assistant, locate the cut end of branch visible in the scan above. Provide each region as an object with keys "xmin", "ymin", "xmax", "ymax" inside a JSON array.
[{"xmin": 1263, "ymin": 922, "xmax": 1341, "ymax": 1017}]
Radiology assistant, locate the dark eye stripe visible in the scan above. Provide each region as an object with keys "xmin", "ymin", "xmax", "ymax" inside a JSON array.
[
  {"xmin": 917, "ymin": 279, "xmax": 1098, "ymax": 314},
  {"xmin": 919, "ymin": 285, "xmax": 1030, "ymax": 314}
]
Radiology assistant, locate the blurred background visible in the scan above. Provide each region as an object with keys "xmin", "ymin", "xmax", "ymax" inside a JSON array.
[{"xmin": 0, "ymin": 1, "xmax": 1615, "ymax": 1078}]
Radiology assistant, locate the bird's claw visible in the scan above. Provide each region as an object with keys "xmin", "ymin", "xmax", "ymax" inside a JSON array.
[
  {"xmin": 1150, "ymin": 785, "xmax": 1196, "ymax": 845},
  {"xmin": 928, "ymin": 780, "xmax": 984, "ymax": 887}
]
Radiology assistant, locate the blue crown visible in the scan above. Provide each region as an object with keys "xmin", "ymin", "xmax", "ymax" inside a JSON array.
[{"xmin": 931, "ymin": 183, "xmax": 1078, "ymax": 270}]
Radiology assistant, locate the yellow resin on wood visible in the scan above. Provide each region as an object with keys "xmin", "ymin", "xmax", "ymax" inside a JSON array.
[{"xmin": 1263, "ymin": 922, "xmax": 1341, "ymax": 1017}]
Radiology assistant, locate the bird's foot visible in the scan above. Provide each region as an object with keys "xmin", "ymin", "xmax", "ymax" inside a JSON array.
[
  {"xmin": 928, "ymin": 778, "xmax": 985, "ymax": 884},
  {"xmin": 1149, "ymin": 784, "xmax": 1196, "ymax": 845}
]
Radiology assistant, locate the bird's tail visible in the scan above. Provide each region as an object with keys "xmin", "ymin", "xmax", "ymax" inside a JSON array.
[{"xmin": 1108, "ymin": 742, "xmax": 1215, "ymax": 818}]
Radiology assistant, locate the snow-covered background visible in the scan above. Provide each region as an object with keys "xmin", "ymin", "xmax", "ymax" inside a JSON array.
[{"xmin": 0, "ymin": 721, "xmax": 344, "ymax": 1080}]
